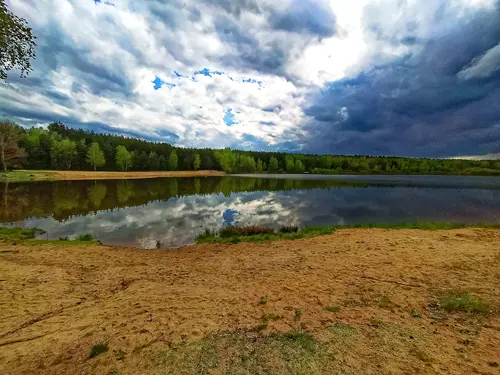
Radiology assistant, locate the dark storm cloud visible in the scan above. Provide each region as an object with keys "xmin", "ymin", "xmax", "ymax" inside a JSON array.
[
  {"xmin": 302, "ymin": 3, "xmax": 500, "ymax": 157},
  {"xmin": 270, "ymin": 0, "xmax": 336, "ymax": 37},
  {"xmin": 3, "ymin": 20, "xmax": 134, "ymax": 101},
  {"xmin": 213, "ymin": 0, "xmax": 337, "ymax": 78},
  {"xmin": 200, "ymin": 0, "xmax": 261, "ymax": 17}
]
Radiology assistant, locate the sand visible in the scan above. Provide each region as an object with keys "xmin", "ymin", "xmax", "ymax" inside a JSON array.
[
  {"xmin": 0, "ymin": 229, "xmax": 499, "ymax": 375},
  {"xmin": 8, "ymin": 170, "xmax": 225, "ymax": 181}
]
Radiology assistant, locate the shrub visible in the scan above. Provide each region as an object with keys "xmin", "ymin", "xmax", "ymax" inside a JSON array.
[
  {"xmin": 294, "ymin": 309, "xmax": 302, "ymax": 320},
  {"xmin": 410, "ymin": 309, "xmax": 422, "ymax": 318},
  {"xmin": 440, "ymin": 291, "xmax": 490, "ymax": 314},
  {"xmin": 89, "ymin": 343, "xmax": 108, "ymax": 358},
  {"xmin": 326, "ymin": 305, "xmax": 341, "ymax": 313},
  {"xmin": 279, "ymin": 226, "xmax": 299, "ymax": 233},
  {"xmin": 76, "ymin": 233, "xmax": 95, "ymax": 242}
]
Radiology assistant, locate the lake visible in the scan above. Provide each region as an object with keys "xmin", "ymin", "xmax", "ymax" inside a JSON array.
[{"xmin": 1, "ymin": 174, "xmax": 500, "ymax": 248}]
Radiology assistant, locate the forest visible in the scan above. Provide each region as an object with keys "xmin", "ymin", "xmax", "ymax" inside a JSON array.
[{"xmin": 1, "ymin": 120, "xmax": 499, "ymax": 175}]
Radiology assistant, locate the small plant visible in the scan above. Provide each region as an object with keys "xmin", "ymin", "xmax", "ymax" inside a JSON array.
[
  {"xmin": 326, "ymin": 305, "xmax": 341, "ymax": 313},
  {"xmin": 76, "ymin": 233, "xmax": 96, "ymax": 242},
  {"xmin": 330, "ymin": 322, "xmax": 356, "ymax": 338},
  {"xmin": 116, "ymin": 349, "xmax": 126, "ymax": 361},
  {"xmin": 439, "ymin": 291, "xmax": 490, "ymax": 314},
  {"xmin": 84, "ymin": 331, "xmax": 94, "ymax": 337},
  {"xmin": 294, "ymin": 309, "xmax": 302, "ymax": 321},
  {"xmin": 89, "ymin": 343, "xmax": 109, "ymax": 359},
  {"xmin": 258, "ymin": 296, "xmax": 267, "ymax": 305},
  {"xmin": 299, "ymin": 322, "xmax": 307, "ymax": 330},
  {"xmin": 488, "ymin": 361, "xmax": 499, "ymax": 367},
  {"xmin": 59, "ymin": 236, "xmax": 69, "ymax": 241},
  {"xmin": 279, "ymin": 225, "xmax": 299, "ymax": 233},
  {"xmin": 377, "ymin": 295, "xmax": 394, "ymax": 309},
  {"xmin": 261, "ymin": 313, "xmax": 282, "ymax": 322},
  {"xmin": 254, "ymin": 322, "xmax": 268, "ymax": 332},
  {"xmin": 410, "ymin": 309, "xmax": 422, "ymax": 318}
]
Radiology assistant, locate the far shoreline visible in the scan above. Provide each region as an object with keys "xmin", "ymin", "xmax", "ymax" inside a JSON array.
[
  {"xmin": 2, "ymin": 169, "xmax": 500, "ymax": 183},
  {"xmin": 0, "ymin": 170, "xmax": 225, "ymax": 182}
]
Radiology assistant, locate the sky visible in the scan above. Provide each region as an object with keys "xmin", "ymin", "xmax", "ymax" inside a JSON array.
[{"xmin": 1, "ymin": 0, "xmax": 499, "ymax": 157}]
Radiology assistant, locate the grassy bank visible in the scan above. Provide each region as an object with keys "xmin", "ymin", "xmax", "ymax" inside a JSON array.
[
  {"xmin": 0, "ymin": 170, "xmax": 58, "ymax": 182},
  {"xmin": 332, "ymin": 222, "xmax": 500, "ymax": 230},
  {"xmin": 196, "ymin": 225, "xmax": 334, "ymax": 244},
  {"xmin": 196, "ymin": 222, "xmax": 500, "ymax": 244},
  {"xmin": 0, "ymin": 227, "xmax": 98, "ymax": 245},
  {"xmin": 0, "ymin": 170, "xmax": 224, "ymax": 182}
]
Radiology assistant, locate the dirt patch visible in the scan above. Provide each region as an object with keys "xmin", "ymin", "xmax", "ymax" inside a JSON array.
[{"xmin": 0, "ymin": 229, "xmax": 499, "ymax": 374}]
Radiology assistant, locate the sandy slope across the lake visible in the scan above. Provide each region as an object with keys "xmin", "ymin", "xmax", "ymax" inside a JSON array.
[
  {"xmin": 0, "ymin": 170, "xmax": 225, "ymax": 182},
  {"xmin": 0, "ymin": 229, "xmax": 499, "ymax": 375}
]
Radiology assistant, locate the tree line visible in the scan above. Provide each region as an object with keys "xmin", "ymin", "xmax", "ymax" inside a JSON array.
[{"xmin": 1, "ymin": 120, "xmax": 499, "ymax": 175}]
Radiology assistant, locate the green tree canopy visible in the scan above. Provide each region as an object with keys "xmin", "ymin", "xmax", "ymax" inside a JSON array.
[
  {"xmin": 256, "ymin": 159, "xmax": 264, "ymax": 173},
  {"xmin": 148, "ymin": 151, "xmax": 159, "ymax": 171},
  {"xmin": 0, "ymin": 1, "xmax": 37, "ymax": 80},
  {"xmin": 193, "ymin": 153, "xmax": 201, "ymax": 170},
  {"xmin": 51, "ymin": 138, "xmax": 76, "ymax": 170},
  {"xmin": 215, "ymin": 148, "xmax": 235, "ymax": 173},
  {"xmin": 116, "ymin": 145, "xmax": 132, "ymax": 171},
  {"xmin": 294, "ymin": 159, "xmax": 305, "ymax": 173},
  {"xmin": 285, "ymin": 156, "xmax": 295, "ymax": 172},
  {"xmin": 86, "ymin": 142, "xmax": 105, "ymax": 171},
  {"xmin": 268, "ymin": 156, "xmax": 279, "ymax": 172},
  {"xmin": 168, "ymin": 150, "xmax": 178, "ymax": 171}
]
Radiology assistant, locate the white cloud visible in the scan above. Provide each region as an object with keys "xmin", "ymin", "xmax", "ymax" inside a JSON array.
[{"xmin": 458, "ymin": 42, "xmax": 500, "ymax": 80}]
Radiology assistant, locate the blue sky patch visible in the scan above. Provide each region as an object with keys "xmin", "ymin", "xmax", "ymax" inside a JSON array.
[
  {"xmin": 94, "ymin": 0, "xmax": 115, "ymax": 6},
  {"xmin": 224, "ymin": 108, "xmax": 237, "ymax": 126},
  {"xmin": 194, "ymin": 68, "xmax": 224, "ymax": 78},
  {"xmin": 152, "ymin": 76, "xmax": 175, "ymax": 90},
  {"xmin": 243, "ymin": 78, "xmax": 263, "ymax": 85},
  {"xmin": 223, "ymin": 209, "xmax": 239, "ymax": 226}
]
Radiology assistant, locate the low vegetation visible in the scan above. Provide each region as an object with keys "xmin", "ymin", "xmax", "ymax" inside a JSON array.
[
  {"xmin": 195, "ymin": 222, "xmax": 500, "ymax": 245},
  {"xmin": 326, "ymin": 305, "xmax": 341, "ymax": 313},
  {"xmin": 0, "ymin": 227, "xmax": 44, "ymax": 240},
  {"xmin": 332, "ymin": 222, "xmax": 500, "ymax": 230},
  {"xmin": 196, "ymin": 225, "xmax": 334, "ymax": 244},
  {"xmin": 0, "ymin": 227, "xmax": 98, "ymax": 245},
  {"xmin": 88, "ymin": 343, "xmax": 109, "ymax": 359},
  {"xmin": 154, "ymin": 330, "xmax": 328, "ymax": 375},
  {"xmin": 75, "ymin": 233, "xmax": 96, "ymax": 242},
  {"xmin": 439, "ymin": 291, "xmax": 491, "ymax": 314}
]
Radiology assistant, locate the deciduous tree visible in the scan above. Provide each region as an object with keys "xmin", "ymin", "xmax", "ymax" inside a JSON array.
[
  {"xmin": 116, "ymin": 145, "xmax": 132, "ymax": 171},
  {"xmin": 0, "ymin": 1, "xmax": 37, "ymax": 80},
  {"xmin": 168, "ymin": 150, "xmax": 178, "ymax": 171},
  {"xmin": 86, "ymin": 142, "xmax": 105, "ymax": 171},
  {"xmin": 0, "ymin": 120, "xmax": 24, "ymax": 171},
  {"xmin": 193, "ymin": 153, "xmax": 201, "ymax": 171}
]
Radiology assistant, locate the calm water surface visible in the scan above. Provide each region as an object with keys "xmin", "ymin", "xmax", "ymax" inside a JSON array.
[{"xmin": 1, "ymin": 175, "xmax": 499, "ymax": 248}]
